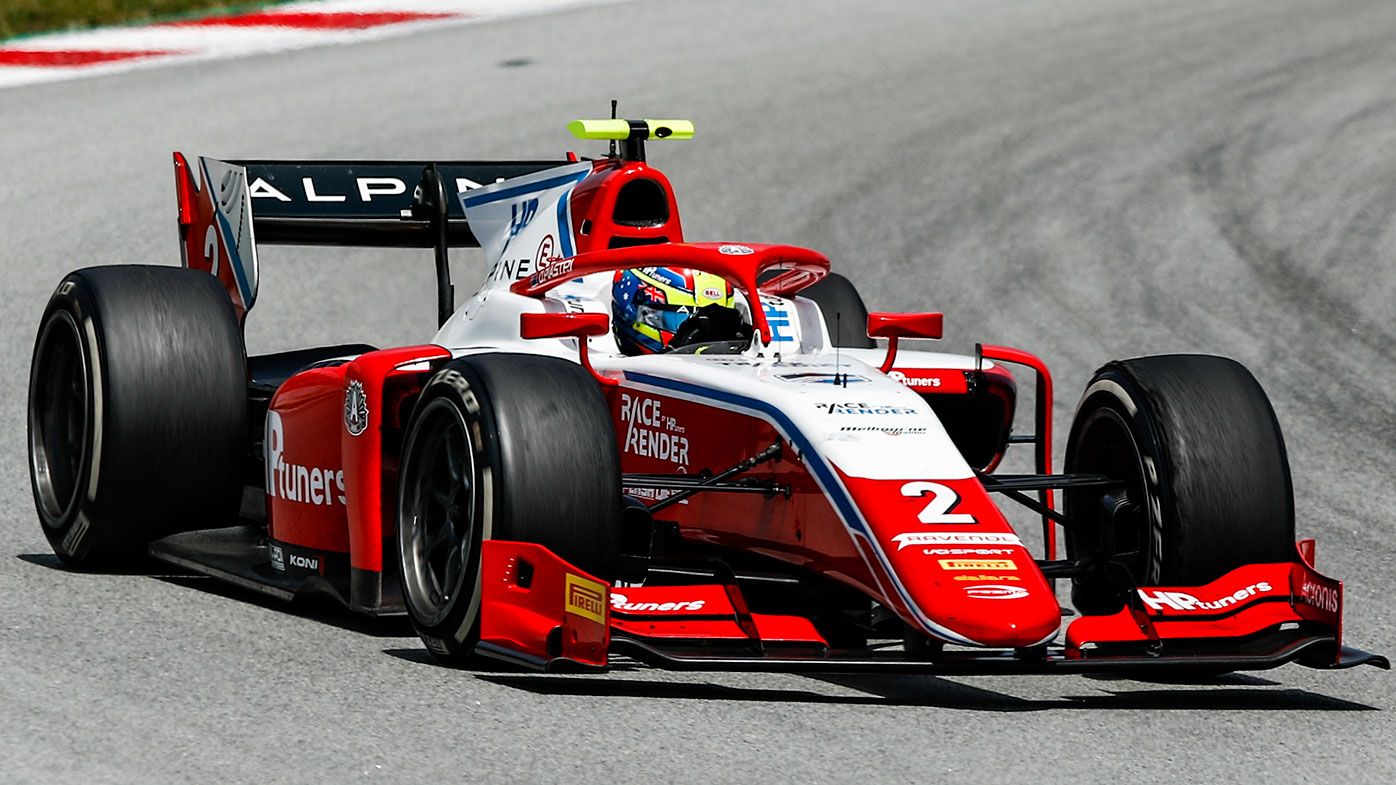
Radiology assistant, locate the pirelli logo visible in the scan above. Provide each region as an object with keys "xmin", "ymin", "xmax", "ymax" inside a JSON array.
[
  {"xmin": 938, "ymin": 559, "xmax": 1017, "ymax": 571},
  {"xmin": 564, "ymin": 573, "xmax": 607, "ymax": 624}
]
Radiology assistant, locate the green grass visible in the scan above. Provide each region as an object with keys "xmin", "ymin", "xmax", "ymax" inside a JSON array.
[{"xmin": 0, "ymin": 0, "xmax": 288, "ymax": 41}]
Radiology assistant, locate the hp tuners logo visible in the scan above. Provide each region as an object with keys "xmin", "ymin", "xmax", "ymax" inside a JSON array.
[
  {"xmin": 888, "ymin": 370, "xmax": 942, "ymax": 389},
  {"xmin": 610, "ymin": 592, "xmax": 706, "ymax": 613},
  {"xmin": 508, "ymin": 198, "xmax": 539, "ymax": 238},
  {"xmin": 265, "ymin": 411, "xmax": 346, "ymax": 507},
  {"xmin": 1137, "ymin": 582, "xmax": 1273, "ymax": 612}
]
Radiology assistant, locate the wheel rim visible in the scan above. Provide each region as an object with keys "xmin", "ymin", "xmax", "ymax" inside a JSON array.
[
  {"xmin": 400, "ymin": 398, "xmax": 477, "ymax": 627},
  {"xmin": 1068, "ymin": 406, "xmax": 1152, "ymax": 582},
  {"xmin": 30, "ymin": 310, "xmax": 90, "ymax": 525}
]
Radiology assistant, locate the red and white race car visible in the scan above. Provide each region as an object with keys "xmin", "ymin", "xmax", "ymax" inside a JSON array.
[{"xmin": 27, "ymin": 117, "xmax": 1386, "ymax": 676}]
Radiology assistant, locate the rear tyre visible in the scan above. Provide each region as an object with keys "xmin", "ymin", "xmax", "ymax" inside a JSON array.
[
  {"xmin": 1064, "ymin": 355, "xmax": 1294, "ymax": 613},
  {"xmin": 28, "ymin": 266, "xmax": 248, "ymax": 569},
  {"xmin": 397, "ymin": 353, "xmax": 621, "ymax": 665},
  {"xmin": 799, "ymin": 272, "xmax": 875, "ymax": 348}
]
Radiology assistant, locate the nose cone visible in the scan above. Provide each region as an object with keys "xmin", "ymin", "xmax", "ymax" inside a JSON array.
[
  {"xmin": 835, "ymin": 474, "xmax": 1064, "ymax": 648},
  {"xmin": 877, "ymin": 534, "xmax": 1064, "ymax": 648},
  {"xmin": 923, "ymin": 584, "xmax": 1063, "ymax": 648}
]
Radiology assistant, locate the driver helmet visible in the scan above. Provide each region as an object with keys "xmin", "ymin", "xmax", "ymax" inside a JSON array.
[{"xmin": 612, "ymin": 267, "xmax": 735, "ymax": 354}]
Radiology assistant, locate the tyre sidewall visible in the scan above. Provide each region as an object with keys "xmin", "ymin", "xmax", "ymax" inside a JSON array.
[
  {"xmin": 397, "ymin": 363, "xmax": 498, "ymax": 659},
  {"xmin": 1065, "ymin": 371, "xmax": 1173, "ymax": 585},
  {"xmin": 29, "ymin": 292, "xmax": 105, "ymax": 564}
]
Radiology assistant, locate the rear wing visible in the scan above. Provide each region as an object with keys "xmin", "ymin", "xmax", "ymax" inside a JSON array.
[{"xmin": 173, "ymin": 153, "xmax": 566, "ymax": 323}]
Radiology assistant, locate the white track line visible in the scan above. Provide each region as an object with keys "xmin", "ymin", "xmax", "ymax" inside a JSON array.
[{"xmin": 0, "ymin": 0, "xmax": 626, "ymax": 89}]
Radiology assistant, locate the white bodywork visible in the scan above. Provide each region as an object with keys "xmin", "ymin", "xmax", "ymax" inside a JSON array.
[{"xmin": 433, "ymin": 275, "xmax": 994, "ymax": 484}]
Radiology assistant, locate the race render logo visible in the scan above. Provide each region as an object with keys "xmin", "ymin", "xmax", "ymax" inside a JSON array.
[
  {"xmin": 620, "ymin": 393, "xmax": 689, "ymax": 467},
  {"xmin": 816, "ymin": 402, "xmax": 918, "ymax": 416},
  {"xmin": 265, "ymin": 411, "xmax": 346, "ymax": 507},
  {"xmin": 610, "ymin": 592, "xmax": 707, "ymax": 613},
  {"xmin": 1137, "ymin": 582, "xmax": 1274, "ymax": 612}
]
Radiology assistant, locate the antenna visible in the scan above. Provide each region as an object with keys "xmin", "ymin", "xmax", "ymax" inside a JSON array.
[
  {"xmin": 609, "ymin": 99, "xmax": 618, "ymax": 158},
  {"xmin": 835, "ymin": 312, "xmax": 844, "ymax": 387}
]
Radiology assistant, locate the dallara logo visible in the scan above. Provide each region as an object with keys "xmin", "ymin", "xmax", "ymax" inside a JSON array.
[{"xmin": 564, "ymin": 574, "xmax": 607, "ymax": 624}]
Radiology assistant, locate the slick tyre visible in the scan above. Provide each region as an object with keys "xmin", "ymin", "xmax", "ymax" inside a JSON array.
[
  {"xmin": 397, "ymin": 353, "xmax": 621, "ymax": 665},
  {"xmin": 28, "ymin": 266, "xmax": 248, "ymax": 569},
  {"xmin": 1064, "ymin": 355, "xmax": 1294, "ymax": 613},
  {"xmin": 799, "ymin": 272, "xmax": 875, "ymax": 348}
]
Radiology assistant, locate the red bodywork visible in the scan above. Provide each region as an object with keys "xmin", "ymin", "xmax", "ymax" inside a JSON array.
[
  {"xmin": 475, "ymin": 536, "xmax": 1365, "ymax": 673},
  {"xmin": 266, "ymin": 345, "xmax": 449, "ymax": 609},
  {"xmin": 177, "ymin": 144, "xmax": 1381, "ymax": 675}
]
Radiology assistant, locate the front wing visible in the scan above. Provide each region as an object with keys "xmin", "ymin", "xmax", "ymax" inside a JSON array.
[{"xmin": 474, "ymin": 541, "xmax": 1388, "ymax": 675}]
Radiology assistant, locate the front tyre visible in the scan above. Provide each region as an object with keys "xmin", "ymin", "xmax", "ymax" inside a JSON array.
[
  {"xmin": 1064, "ymin": 355, "xmax": 1294, "ymax": 613},
  {"xmin": 397, "ymin": 353, "xmax": 621, "ymax": 665}
]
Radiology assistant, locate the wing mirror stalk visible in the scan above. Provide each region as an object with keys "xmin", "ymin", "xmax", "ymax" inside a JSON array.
[
  {"xmin": 867, "ymin": 312, "xmax": 944, "ymax": 373},
  {"xmin": 520, "ymin": 312, "xmax": 618, "ymax": 386}
]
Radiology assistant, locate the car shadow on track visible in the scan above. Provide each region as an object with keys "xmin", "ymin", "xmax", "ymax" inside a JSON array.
[
  {"xmin": 463, "ymin": 671, "xmax": 1379, "ymax": 712},
  {"xmin": 16, "ymin": 552, "xmax": 415, "ymax": 638}
]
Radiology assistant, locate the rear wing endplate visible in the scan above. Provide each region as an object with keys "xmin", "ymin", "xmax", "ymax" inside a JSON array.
[{"xmin": 173, "ymin": 154, "xmax": 565, "ymax": 323}]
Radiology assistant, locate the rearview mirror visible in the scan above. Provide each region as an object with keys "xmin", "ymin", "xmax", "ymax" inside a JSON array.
[
  {"xmin": 520, "ymin": 312, "xmax": 615, "ymax": 385},
  {"xmin": 867, "ymin": 312, "xmax": 943, "ymax": 372}
]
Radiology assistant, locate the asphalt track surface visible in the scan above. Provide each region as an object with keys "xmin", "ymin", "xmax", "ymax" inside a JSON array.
[{"xmin": 3, "ymin": 0, "xmax": 1395, "ymax": 782}]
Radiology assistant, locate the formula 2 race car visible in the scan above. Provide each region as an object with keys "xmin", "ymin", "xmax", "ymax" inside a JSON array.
[{"xmin": 27, "ymin": 116, "xmax": 1387, "ymax": 677}]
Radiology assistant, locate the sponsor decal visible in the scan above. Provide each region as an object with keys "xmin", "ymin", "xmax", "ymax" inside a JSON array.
[
  {"xmin": 1300, "ymin": 579, "xmax": 1339, "ymax": 613},
  {"xmin": 953, "ymin": 574, "xmax": 1022, "ymax": 582},
  {"xmin": 702, "ymin": 286, "xmax": 722, "ymax": 300},
  {"xmin": 888, "ymin": 369, "xmax": 943, "ymax": 389},
  {"xmin": 718, "ymin": 244, "xmax": 754, "ymax": 255},
  {"xmin": 529, "ymin": 256, "xmax": 575, "ymax": 287},
  {"xmin": 816, "ymin": 402, "xmax": 917, "ymax": 416},
  {"xmin": 891, "ymin": 532, "xmax": 1022, "ymax": 550},
  {"xmin": 840, "ymin": 426, "xmax": 927, "ymax": 435},
  {"xmin": 964, "ymin": 585, "xmax": 1029, "ymax": 600},
  {"xmin": 760, "ymin": 297, "xmax": 795, "ymax": 343},
  {"xmin": 938, "ymin": 559, "xmax": 1017, "ymax": 571},
  {"xmin": 249, "ymin": 176, "xmax": 409, "ymax": 204},
  {"xmin": 620, "ymin": 393, "xmax": 690, "ymax": 467},
  {"xmin": 1136, "ymin": 582, "xmax": 1274, "ymax": 612},
  {"xmin": 565, "ymin": 573, "xmax": 607, "ymax": 624},
  {"xmin": 489, "ymin": 256, "xmax": 537, "ymax": 282},
  {"xmin": 509, "ymin": 198, "xmax": 539, "ymax": 238},
  {"xmin": 265, "ymin": 411, "xmax": 346, "ymax": 507},
  {"xmin": 535, "ymin": 234, "xmax": 556, "ymax": 265},
  {"xmin": 781, "ymin": 372, "xmax": 870, "ymax": 385},
  {"xmin": 609, "ymin": 592, "xmax": 707, "ymax": 613},
  {"xmin": 924, "ymin": 548, "xmax": 1015, "ymax": 556},
  {"xmin": 901, "ymin": 480, "xmax": 976, "ymax": 525},
  {"xmin": 270, "ymin": 541, "xmax": 321, "ymax": 573},
  {"xmin": 344, "ymin": 380, "xmax": 369, "ymax": 437}
]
